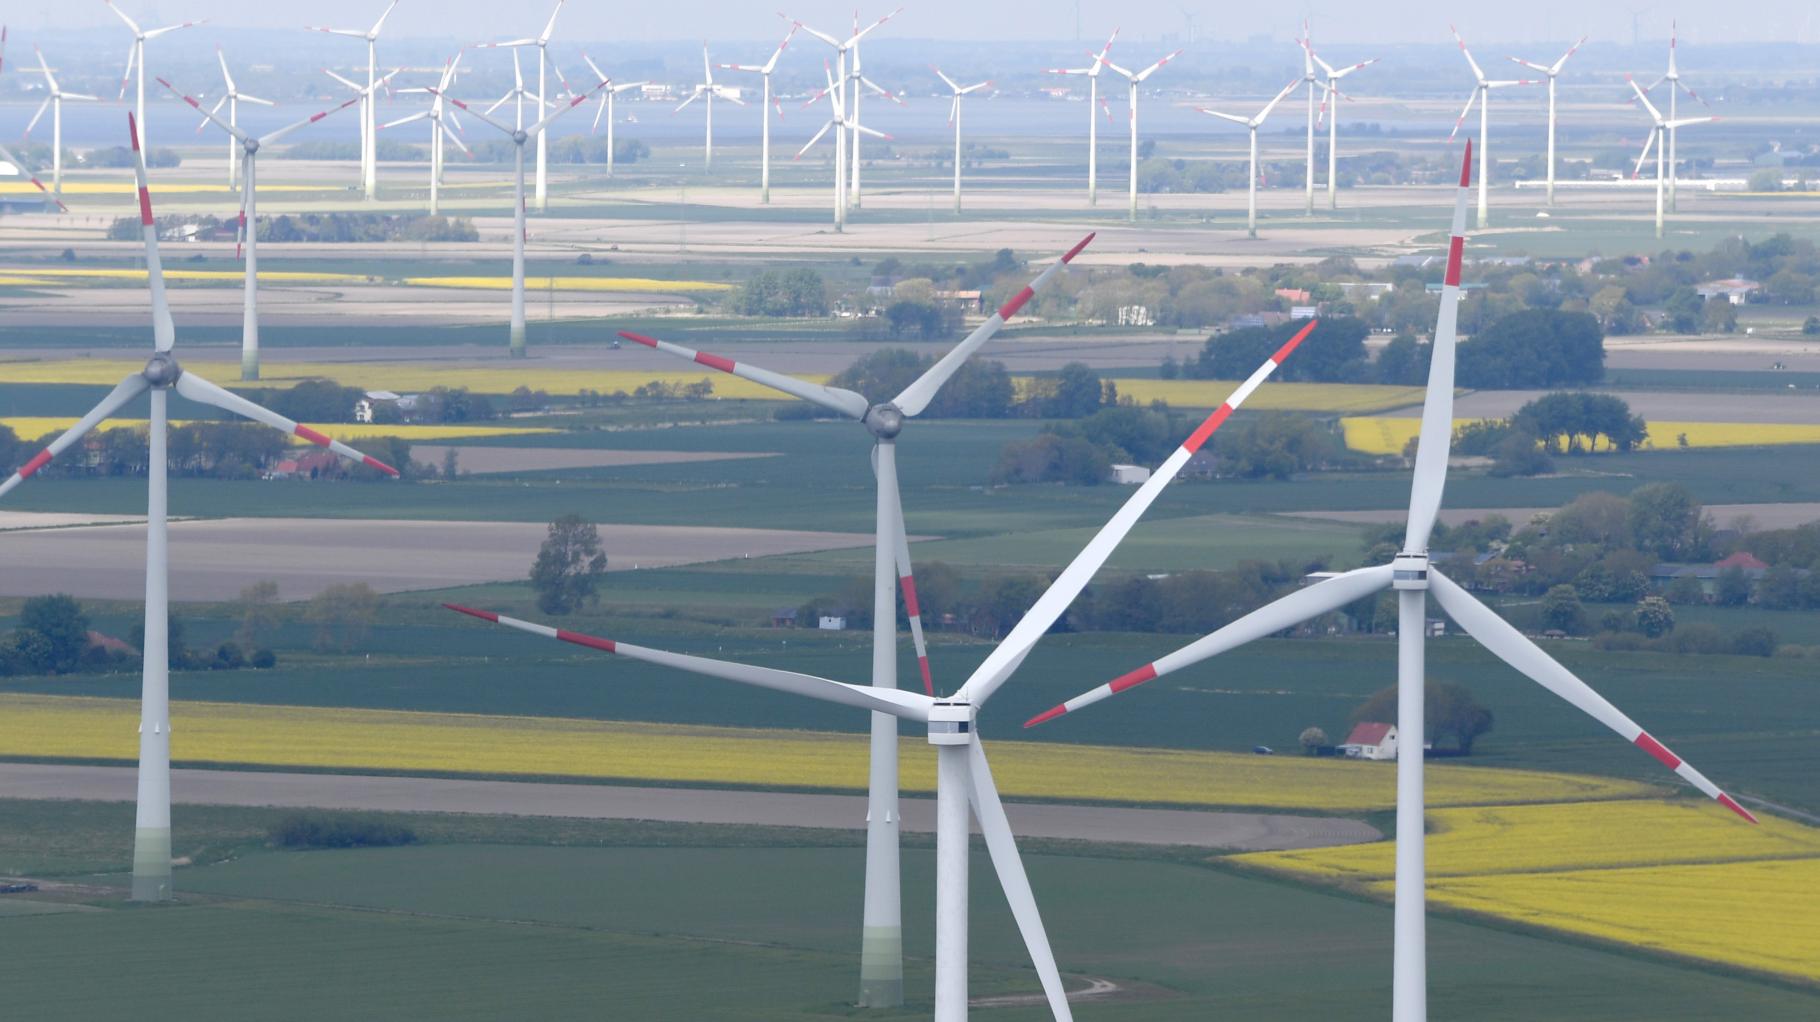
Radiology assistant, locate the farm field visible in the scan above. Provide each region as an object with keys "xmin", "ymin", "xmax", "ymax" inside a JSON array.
[
  {"xmin": 1342, "ymin": 416, "xmax": 1820, "ymax": 454},
  {"xmin": 0, "ymin": 415, "xmax": 555, "ymax": 445}
]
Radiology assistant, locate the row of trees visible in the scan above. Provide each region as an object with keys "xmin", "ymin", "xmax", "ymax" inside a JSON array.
[
  {"xmin": 111, "ymin": 212, "xmax": 476, "ymax": 244},
  {"xmin": 729, "ymin": 269, "xmax": 829, "ymax": 318},
  {"xmin": 0, "ymin": 593, "xmax": 281, "ymax": 678},
  {"xmin": 0, "ymin": 422, "xmax": 409, "ymax": 483}
]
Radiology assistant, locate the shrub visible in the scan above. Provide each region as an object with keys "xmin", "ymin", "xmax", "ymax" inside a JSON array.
[
  {"xmin": 250, "ymin": 649, "xmax": 277, "ymax": 669},
  {"xmin": 1730, "ymin": 626, "xmax": 1780, "ymax": 657},
  {"xmin": 270, "ymin": 813, "xmax": 417, "ymax": 849}
]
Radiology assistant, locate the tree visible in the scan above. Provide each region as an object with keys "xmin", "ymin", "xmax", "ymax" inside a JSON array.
[
  {"xmin": 1633, "ymin": 596, "xmax": 1676, "ymax": 638},
  {"xmin": 305, "ymin": 583, "xmax": 379, "ymax": 651},
  {"xmin": 1730, "ymin": 626, "xmax": 1779, "ymax": 657},
  {"xmin": 1665, "ymin": 287, "xmax": 1704, "ymax": 333},
  {"xmin": 235, "ymin": 580, "xmax": 285, "ymax": 651},
  {"xmin": 989, "ymin": 433, "xmax": 1110, "ymax": 485},
  {"xmin": 1511, "ymin": 393, "xmax": 1646, "ymax": 453},
  {"xmin": 1664, "ymin": 574, "xmax": 1707, "ymax": 605},
  {"xmin": 18, "ymin": 594, "xmax": 90, "ymax": 674},
  {"xmin": 1701, "ymin": 295, "xmax": 1738, "ymax": 334},
  {"xmin": 1489, "ymin": 433, "xmax": 1553, "ymax": 477},
  {"xmin": 1374, "ymin": 334, "xmax": 1428, "ymax": 385},
  {"xmin": 883, "ymin": 299, "xmax": 957, "ymax": 340},
  {"xmin": 1627, "ymin": 483, "xmax": 1710, "ymax": 560},
  {"xmin": 530, "ymin": 514, "xmax": 609, "ymax": 615},
  {"xmin": 1213, "ymin": 413, "xmax": 1344, "ymax": 479},
  {"xmin": 1298, "ymin": 726, "xmax": 1329, "ymax": 755},
  {"xmin": 1457, "ymin": 309, "xmax": 1604, "ymax": 388},
  {"xmin": 1714, "ymin": 565, "xmax": 1753, "ymax": 607},
  {"xmin": 1044, "ymin": 363, "xmax": 1105, "ymax": 419},
  {"xmin": 1195, "ymin": 317, "xmax": 1367, "ymax": 383},
  {"xmin": 1353, "ymin": 681, "xmax": 1494, "ymax": 753},
  {"xmin": 1541, "ymin": 584, "xmax": 1588, "ymax": 634}
]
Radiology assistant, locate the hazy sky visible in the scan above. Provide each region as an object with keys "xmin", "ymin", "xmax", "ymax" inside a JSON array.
[{"xmin": 10, "ymin": 1, "xmax": 1817, "ymax": 45}]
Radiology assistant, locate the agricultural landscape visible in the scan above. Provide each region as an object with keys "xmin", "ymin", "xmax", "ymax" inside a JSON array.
[{"xmin": 2, "ymin": 3, "xmax": 1819, "ymax": 1020}]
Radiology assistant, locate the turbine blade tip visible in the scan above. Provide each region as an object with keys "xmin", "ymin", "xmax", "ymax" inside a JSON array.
[
  {"xmin": 1717, "ymin": 793, "xmax": 1759, "ymax": 825},
  {"xmin": 1460, "ymin": 139, "xmax": 1473, "ymax": 186},
  {"xmin": 617, "ymin": 330, "xmax": 658, "ymax": 347},
  {"xmin": 1024, "ymin": 705, "xmax": 1066, "ymax": 729},
  {"xmin": 1062, "ymin": 232, "xmax": 1095, "ymax": 262},
  {"xmin": 443, "ymin": 603, "xmax": 500, "ymax": 622}
]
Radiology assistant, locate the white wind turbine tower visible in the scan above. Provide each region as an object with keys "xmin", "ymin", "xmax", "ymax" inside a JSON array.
[
  {"xmin": 162, "ymin": 77, "xmax": 370, "ymax": 380},
  {"xmin": 1449, "ymin": 25, "xmax": 1535, "ymax": 228},
  {"xmin": 797, "ymin": 60, "xmax": 890, "ymax": 232},
  {"xmin": 1096, "ymin": 45, "xmax": 1184, "ymax": 221},
  {"xmin": 428, "ymin": 77, "xmax": 608, "ymax": 357},
  {"xmin": 199, "ymin": 48, "xmax": 274, "ymax": 189},
  {"xmin": 1645, "ymin": 21, "xmax": 1709, "ymax": 213},
  {"xmin": 105, "ymin": 1, "xmax": 202, "ymax": 155},
  {"xmin": 382, "ymin": 55, "xmax": 469, "ymax": 216},
  {"xmin": 1198, "ymin": 78, "xmax": 1300, "ymax": 239},
  {"xmin": 578, "ymin": 55, "xmax": 648, "ymax": 179},
  {"xmin": 1627, "ymin": 75, "xmax": 1716, "ymax": 239},
  {"xmin": 932, "ymin": 66, "xmax": 991, "ymax": 213},
  {"xmin": 789, "ymin": 9, "xmax": 901, "ymax": 212},
  {"xmin": 718, "ymin": 25, "xmax": 798, "ymax": 204},
  {"xmin": 1026, "ymin": 143, "xmax": 1759, "ymax": 1022},
  {"xmin": 449, "ymin": 273, "xmax": 1319, "ymax": 1022},
  {"xmin": 675, "ymin": 44, "xmax": 744, "ymax": 171},
  {"xmin": 1304, "ymin": 38, "xmax": 1378, "ymax": 211},
  {"xmin": 1509, "ymin": 36, "xmax": 1586, "ymax": 206},
  {"xmin": 481, "ymin": 0, "xmax": 563, "ymax": 211},
  {"xmin": 0, "ymin": 114, "xmax": 400, "ymax": 902},
  {"xmin": 1044, "ymin": 28, "xmax": 1119, "ymax": 206},
  {"xmin": 309, "ymin": 0, "xmax": 401, "ymax": 202},
  {"xmin": 1298, "ymin": 21, "xmax": 1318, "ymax": 215},
  {"xmin": 25, "ymin": 45, "xmax": 97, "ymax": 199}
]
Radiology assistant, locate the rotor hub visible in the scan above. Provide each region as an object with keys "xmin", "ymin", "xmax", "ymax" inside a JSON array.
[
  {"xmin": 513, "ymin": 131, "xmax": 528, "ymax": 146},
  {"xmin": 245, "ymin": 139, "xmax": 260, "ymax": 155},
  {"xmin": 864, "ymin": 404, "xmax": 903, "ymax": 439},
  {"xmin": 142, "ymin": 352, "xmax": 183, "ymax": 389}
]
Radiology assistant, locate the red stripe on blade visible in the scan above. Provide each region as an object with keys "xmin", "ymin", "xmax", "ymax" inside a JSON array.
[
  {"xmin": 1444, "ymin": 237, "xmax": 1465, "ymax": 288},
  {"xmin": 1272, "ymin": 320, "xmax": 1319, "ymax": 363},
  {"xmin": 442, "ymin": 603, "xmax": 500, "ymax": 623},
  {"xmin": 1460, "ymin": 138, "xmax": 1473, "ymax": 186},
  {"xmin": 1182, "ymin": 404, "xmax": 1232, "ymax": 454},
  {"xmin": 1108, "ymin": 663, "xmax": 1159, "ymax": 694},
  {"xmin": 294, "ymin": 425, "xmax": 332, "ymax": 447},
  {"xmin": 19, "ymin": 449, "xmax": 53, "ymax": 479},
  {"xmin": 556, "ymin": 629, "xmax": 617, "ymax": 653},
  {"xmin": 362, "ymin": 455, "xmax": 401, "ymax": 477},
  {"xmin": 694, "ymin": 351, "xmax": 737, "ymax": 374},
  {"xmin": 129, "ymin": 113, "xmax": 142, "ymax": 151},
  {"xmin": 138, "ymin": 187, "xmax": 154, "ymax": 226},
  {"xmin": 996, "ymin": 286, "xmax": 1036, "ymax": 320},
  {"xmin": 917, "ymin": 656, "xmax": 933, "ymax": 697},
  {"xmin": 618, "ymin": 331, "xmax": 658, "ymax": 348},
  {"xmin": 900, "ymin": 576, "xmax": 921, "ymax": 617},
  {"xmin": 1023, "ymin": 704, "xmax": 1067, "ymax": 728},
  {"xmin": 1061, "ymin": 232, "xmax": 1096, "ymax": 263},
  {"xmin": 1634, "ymin": 732, "xmax": 1682, "ymax": 770},
  {"xmin": 1717, "ymin": 794, "xmax": 1759, "ymax": 824}
]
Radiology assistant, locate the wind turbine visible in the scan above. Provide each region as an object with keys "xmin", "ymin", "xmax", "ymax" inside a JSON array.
[
  {"xmin": 605, "ymin": 237, "xmax": 1092, "ymax": 1009},
  {"xmin": 481, "ymin": 0, "xmax": 563, "ymax": 211},
  {"xmin": 1449, "ymin": 25, "xmax": 1535, "ymax": 228},
  {"xmin": 1304, "ymin": 37, "xmax": 1378, "ymax": 211},
  {"xmin": 1645, "ymin": 21, "xmax": 1708, "ymax": 212},
  {"xmin": 1097, "ymin": 45, "xmax": 1184, "ymax": 221},
  {"xmin": 718, "ymin": 25, "xmax": 798, "ymax": 204},
  {"xmin": 1025, "ymin": 144, "xmax": 1758, "ymax": 1022},
  {"xmin": 789, "ymin": 9, "xmax": 901, "ymax": 212},
  {"xmin": 427, "ymin": 77, "xmax": 608, "ymax": 357},
  {"xmin": 675, "ymin": 43, "xmax": 744, "ymax": 171},
  {"xmin": 0, "ymin": 114, "xmax": 400, "ymax": 902},
  {"xmin": 381, "ymin": 54, "xmax": 469, "ymax": 216},
  {"xmin": 1044, "ymin": 28, "xmax": 1119, "ymax": 206},
  {"xmin": 448, "ymin": 293, "xmax": 1317, "ymax": 1022},
  {"xmin": 25, "ymin": 45, "xmax": 97, "ymax": 199},
  {"xmin": 932, "ymin": 66, "xmax": 991, "ymax": 213},
  {"xmin": 797, "ymin": 60, "xmax": 889, "ymax": 232},
  {"xmin": 0, "ymin": 139, "xmax": 68, "ymax": 212},
  {"xmin": 578, "ymin": 55, "xmax": 647, "ymax": 179},
  {"xmin": 1509, "ymin": 36, "xmax": 1586, "ymax": 206},
  {"xmin": 1298, "ymin": 21, "xmax": 1318, "ymax": 215},
  {"xmin": 1627, "ymin": 76, "xmax": 1716, "ymax": 239},
  {"xmin": 843, "ymin": 8, "xmax": 905, "ymax": 209},
  {"xmin": 1198, "ymin": 78, "xmax": 1300, "ymax": 238},
  {"xmin": 105, "ymin": 1, "xmax": 202, "ymax": 155},
  {"xmin": 309, "ymin": 0, "xmax": 401, "ymax": 202},
  {"xmin": 199, "ymin": 47, "xmax": 274, "ymax": 189},
  {"xmin": 161, "ymin": 78, "xmax": 369, "ymax": 380}
]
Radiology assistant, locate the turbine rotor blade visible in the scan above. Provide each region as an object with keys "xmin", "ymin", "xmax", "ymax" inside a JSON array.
[
  {"xmin": 125, "ymin": 113, "xmax": 175, "ymax": 352},
  {"xmin": 0, "ymin": 139, "xmax": 68, "ymax": 212},
  {"xmin": 173, "ymin": 372, "xmax": 400, "ymax": 476},
  {"xmin": 966, "ymin": 741, "xmax": 1074, "ymax": 1020},
  {"xmin": 883, "ymin": 467, "xmax": 933, "ymax": 696},
  {"xmin": 0, "ymin": 375, "xmax": 150, "ymax": 500},
  {"xmin": 1402, "ymin": 141, "xmax": 1472, "ymax": 554},
  {"xmin": 616, "ymin": 332, "xmax": 869, "ymax": 418}
]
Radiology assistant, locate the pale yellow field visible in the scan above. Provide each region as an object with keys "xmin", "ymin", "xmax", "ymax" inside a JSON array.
[
  {"xmin": 1421, "ymin": 859, "xmax": 1820, "ymax": 980},
  {"xmin": 1107, "ymin": 379, "xmax": 1428, "ymax": 414},
  {"xmin": 1238, "ymin": 800, "xmax": 1820, "ymax": 881},
  {"xmin": 403, "ymin": 275, "xmax": 733, "ymax": 293},
  {"xmin": 0, "ymin": 416, "xmax": 554, "ymax": 444},
  {"xmin": 0, "ymin": 694, "xmax": 1656, "ymax": 812},
  {"xmin": 1343, "ymin": 416, "xmax": 1820, "ymax": 455},
  {"xmin": 0, "ymin": 267, "xmax": 366, "ymax": 285},
  {"xmin": 0, "ymin": 182, "xmax": 327, "ymax": 195}
]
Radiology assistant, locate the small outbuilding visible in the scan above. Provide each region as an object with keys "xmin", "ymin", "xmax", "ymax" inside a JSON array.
[
  {"xmin": 1109, "ymin": 464, "xmax": 1152, "ymax": 486},
  {"xmin": 1338, "ymin": 721, "xmax": 1398, "ymax": 761}
]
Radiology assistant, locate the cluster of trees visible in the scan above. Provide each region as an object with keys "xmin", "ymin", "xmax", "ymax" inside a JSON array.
[
  {"xmin": 1353, "ymin": 681, "xmax": 1495, "ymax": 754},
  {"xmin": 827, "ymin": 348, "xmax": 1013, "ymax": 419},
  {"xmin": 1539, "ymin": 585, "xmax": 1783, "ymax": 656},
  {"xmin": 109, "ymin": 212, "xmax": 477, "ymax": 244},
  {"xmin": 88, "ymin": 145, "xmax": 181, "ymax": 168},
  {"xmin": 278, "ymin": 138, "xmax": 421, "ymax": 162},
  {"xmin": 0, "ymin": 593, "xmax": 282, "ymax": 678},
  {"xmin": 530, "ymin": 515, "xmax": 609, "ymax": 615},
  {"xmin": 1435, "ymin": 392, "xmax": 1647, "ymax": 477},
  {"xmin": 253, "ymin": 380, "xmax": 496, "ymax": 426},
  {"xmin": 730, "ymin": 269, "xmax": 828, "ymax": 317},
  {"xmin": 0, "ymin": 419, "xmax": 407, "ymax": 483},
  {"xmin": 470, "ymin": 135, "xmax": 648, "ymax": 166}
]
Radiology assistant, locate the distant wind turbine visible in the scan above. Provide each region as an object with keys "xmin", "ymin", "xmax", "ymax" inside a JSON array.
[
  {"xmin": 719, "ymin": 25, "xmax": 798, "ymax": 204},
  {"xmin": 26, "ymin": 45, "xmax": 97, "ymax": 199},
  {"xmin": 1449, "ymin": 24, "xmax": 1536, "ymax": 228},
  {"xmin": 932, "ymin": 66, "xmax": 991, "ymax": 213},
  {"xmin": 1097, "ymin": 45, "xmax": 1184, "ymax": 221},
  {"xmin": 1198, "ymin": 79, "xmax": 1301, "ymax": 238},
  {"xmin": 1044, "ymin": 28, "xmax": 1119, "ymax": 206},
  {"xmin": 1509, "ymin": 36, "xmax": 1587, "ymax": 206}
]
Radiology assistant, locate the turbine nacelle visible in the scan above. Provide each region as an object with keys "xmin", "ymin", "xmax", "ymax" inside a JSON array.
[
  {"xmin": 1390, "ymin": 552, "xmax": 1430, "ymax": 591},
  {"xmin": 926, "ymin": 701, "xmax": 976, "ymax": 745},
  {"xmin": 864, "ymin": 403, "xmax": 904, "ymax": 439},
  {"xmin": 141, "ymin": 352, "xmax": 182, "ymax": 388}
]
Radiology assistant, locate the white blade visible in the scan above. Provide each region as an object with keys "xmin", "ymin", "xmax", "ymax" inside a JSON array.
[
  {"xmin": 1255, "ymin": 77, "xmax": 1302, "ymax": 123},
  {"xmin": 239, "ymin": 94, "xmax": 275, "ymax": 108},
  {"xmin": 24, "ymin": 98, "xmax": 50, "ymax": 139},
  {"xmin": 0, "ymin": 139, "xmax": 67, "ymax": 212},
  {"xmin": 33, "ymin": 45, "xmax": 58, "ymax": 92},
  {"xmin": 369, "ymin": 0, "xmax": 400, "ymax": 37},
  {"xmin": 125, "ymin": 113, "xmax": 175, "ymax": 352},
  {"xmin": 958, "ymin": 321, "xmax": 1321, "ymax": 708},
  {"xmin": 1427, "ymin": 569, "xmax": 1757, "ymax": 822},
  {"xmin": 1025, "ymin": 565, "xmax": 1395, "ymax": 727},
  {"xmin": 674, "ymin": 89, "xmax": 702, "ymax": 114},
  {"xmin": 1552, "ymin": 36, "xmax": 1588, "ymax": 74},
  {"xmin": 441, "ymin": 122, "xmax": 471, "ymax": 155},
  {"xmin": 932, "ymin": 65, "xmax": 960, "ymax": 93},
  {"xmin": 1402, "ymin": 142, "xmax": 1474, "ymax": 553},
  {"xmin": 1510, "ymin": 57, "xmax": 1550, "ymax": 73},
  {"xmin": 433, "ymin": 89, "xmax": 516, "ymax": 138},
  {"xmin": 796, "ymin": 119, "xmax": 835, "ymax": 157},
  {"xmin": 844, "ymin": 7, "xmax": 902, "ymax": 47},
  {"xmin": 1131, "ymin": 49, "xmax": 1182, "ymax": 82},
  {"xmin": 1450, "ymin": 24, "xmax": 1485, "ymax": 81},
  {"xmin": 1198, "ymin": 108, "xmax": 1249, "ymax": 127},
  {"xmin": 616, "ymin": 331, "xmax": 869, "ymax": 418},
  {"xmin": 884, "ymin": 465, "xmax": 934, "ymax": 696},
  {"xmin": 1628, "ymin": 76, "xmax": 1664, "ymax": 123},
  {"xmin": 1330, "ymin": 57, "xmax": 1378, "ymax": 80},
  {"xmin": 852, "ymin": 121, "xmax": 889, "ymax": 141},
  {"xmin": 892, "ymin": 234, "xmax": 1096, "ymax": 417},
  {"xmin": 537, "ymin": 0, "xmax": 563, "ymax": 43},
  {"xmin": 117, "ymin": 40, "xmax": 136, "ymax": 101},
  {"xmin": 1665, "ymin": 115, "xmax": 1716, "ymax": 130},
  {"xmin": 1633, "ymin": 131, "xmax": 1657, "ymax": 178},
  {"xmin": 106, "ymin": 1, "xmax": 142, "ymax": 35},
  {"xmin": 444, "ymin": 605, "xmax": 933, "ymax": 721},
  {"xmin": 159, "ymin": 77, "xmax": 252, "ymax": 144},
  {"xmin": 324, "ymin": 69, "xmax": 363, "ymax": 92},
  {"xmin": 381, "ymin": 110, "xmax": 429, "ymax": 129},
  {"xmin": 1448, "ymin": 91, "xmax": 1478, "ymax": 142},
  {"xmin": 142, "ymin": 21, "xmax": 202, "ymax": 41},
  {"xmin": 859, "ymin": 77, "xmax": 903, "ymax": 104},
  {"xmin": 173, "ymin": 372, "xmax": 401, "ymax": 476},
  {"xmin": 261, "ymin": 92, "xmax": 364, "ymax": 145},
  {"xmin": 0, "ymin": 375, "xmax": 150, "ymax": 500},
  {"xmin": 966, "ymin": 741, "xmax": 1074, "ymax": 1020}
]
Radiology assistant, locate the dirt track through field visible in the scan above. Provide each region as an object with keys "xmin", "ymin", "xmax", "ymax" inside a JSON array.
[
  {"xmin": 0, "ymin": 762, "xmax": 1381, "ymax": 852},
  {"xmin": 408, "ymin": 444, "xmax": 775, "ymax": 475},
  {"xmin": 1285, "ymin": 502, "xmax": 1820, "ymax": 531}
]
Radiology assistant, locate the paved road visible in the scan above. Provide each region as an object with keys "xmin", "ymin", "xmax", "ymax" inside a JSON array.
[{"xmin": 0, "ymin": 763, "xmax": 1380, "ymax": 852}]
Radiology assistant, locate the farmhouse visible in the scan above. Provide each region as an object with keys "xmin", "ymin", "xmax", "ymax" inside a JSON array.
[{"xmin": 1338, "ymin": 721, "xmax": 1398, "ymax": 761}]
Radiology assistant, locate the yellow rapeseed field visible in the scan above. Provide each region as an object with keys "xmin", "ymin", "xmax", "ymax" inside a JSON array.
[
  {"xmin": 1237, "ymin": 799, "xmax": 1820, "ymax": 882},
  {"xmin": 1420, "ymin": 859, "xmax": 1820, "ymax": 981},
  {"xmin": 0, "ymin": 267, "xmax": 366, "ymax": 285},
  {"xmin": 403, "ymin": 275, "xmax": 733, "ymax": 293},
  {"xmin": 0, "ymin": 416, "xmax": 554, "ymax": 444},
  {"xmin": 0, "ymin": 694, "xmax": 1654, "ymax": 812},
  {"xmin": 1098, "ymin": 379, "xmax": 1428, "ymax": 414},
  {"xmin": 1342, "ymin": 416, "xmax": 1820, "ymax": 454}
]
